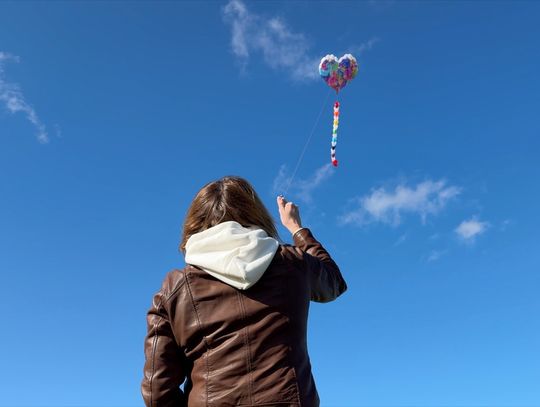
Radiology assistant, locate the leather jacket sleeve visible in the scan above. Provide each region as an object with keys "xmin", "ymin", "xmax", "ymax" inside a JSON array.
[
  {"xmin": 292, "ymin": 228, "xmax": 347, "ymax": 303},
  {"xmin": 141, "ymin": 272, "xmax": 188, "ymax": 407}
]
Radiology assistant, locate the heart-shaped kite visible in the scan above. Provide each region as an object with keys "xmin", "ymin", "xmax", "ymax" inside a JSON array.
[
  {"xmin": 319, "ymin": 54, "xmax": 358, "ymax": 93},
  {"xmin": 318, "ymin": 54, "xmax": 359, "ymax": 167}
]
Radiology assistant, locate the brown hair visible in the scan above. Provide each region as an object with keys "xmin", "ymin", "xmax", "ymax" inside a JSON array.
[{"xmin": 180, "ymin": 176, "xmax": 279, "ymax": 252}]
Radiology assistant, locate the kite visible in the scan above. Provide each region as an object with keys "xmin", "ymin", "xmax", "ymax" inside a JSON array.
[{"xmin": 319, "ymin": 54, "xmax": 358, "ymax": 167}]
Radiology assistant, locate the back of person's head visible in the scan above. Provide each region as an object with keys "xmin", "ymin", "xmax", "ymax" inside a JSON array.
[{"xmin": 180, "ymin": 176, "xmax": 278, "ymax": 252}]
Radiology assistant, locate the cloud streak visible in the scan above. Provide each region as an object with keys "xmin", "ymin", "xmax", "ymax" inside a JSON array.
[
  {"xmin": 273, "ymin": 163, "xmax": 334, "ymax": 204},
  {"xmin": 222, "ymin": 0, "xmax": 319, "ymax": 81},
  {"xmin": 222, "ymin": 1, "xmax": 380, "ymax": 81},
  {"xmin": 425, "ymin": 249, "xmax": 447, "ymax": 263},
  {"xmin": 0, "ymin": 52, "xmax": 48, "ymax": 143},
  {"xmin": 347, "ymin": 37, "xmax": 381, "ymax": 55},
  {"xmin": 340, "ymin": 179, "xmax": 461, "ymax": 226},
  {"xmin": 455, "ymin": 217, "xmax": 489, "ymax": 242}
]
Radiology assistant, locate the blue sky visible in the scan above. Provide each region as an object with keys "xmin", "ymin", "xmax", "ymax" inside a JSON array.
[{"xmin": 1, "ymin": 1, "xmax": 539, "ymax": 406}]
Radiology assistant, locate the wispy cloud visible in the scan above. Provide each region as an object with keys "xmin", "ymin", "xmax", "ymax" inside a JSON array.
[
  {"xmin": 222, "ymin": 0, "xmax": 319, "ymax": 81},
  {"xmin": 425, "ymin": 249, "xmax": 447, "ymax": 263},
  {"xmin": 273, "ymin": 165, "xmax": 290, "ymax": 194},
  {"xmin": 393, "ymin": 233, "xmax": 407, "ymax": 247},
  {"xmin": 273, "ymin": 163, "xmax": 334, "ymax": 204},
  {"xmin": 54, "ymin": 123, "xmax": 62, "ymax": 138},
  {"xmin": 455, "ymin": 217, "xmax": 489, "ymax": 242},
  {"xmin": 500, "ymin": 218, "xmax": 513, "ymax": 231},
  {"xmin": 0, "ymin": 52, "xmax": 48, "ymax": 143},
  {"xmin": 222, "ymin": 1, "xmax": 380, "ymax": 81},
  {"xmin": 347, "ymin": 37, "xmax": 381, "ymax": 55},
  {"xmin": 340, "ymin": 179, "xmax": 461, "ymax": 227}
]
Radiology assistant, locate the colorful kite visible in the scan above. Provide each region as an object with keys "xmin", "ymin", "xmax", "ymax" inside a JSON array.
[{"xmin": 319, "ymin": 54, "xmax": 358, "ymax": 166}]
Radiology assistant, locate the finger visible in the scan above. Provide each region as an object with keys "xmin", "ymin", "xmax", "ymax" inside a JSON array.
[{"xmin": 277, "ymin": 195, "xmax": 287, "ymax": 209}]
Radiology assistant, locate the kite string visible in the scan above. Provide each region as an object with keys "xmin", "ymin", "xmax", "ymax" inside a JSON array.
[{"xmin": 283, "ymin": 88, "xmax": 332, "ymax": 195}]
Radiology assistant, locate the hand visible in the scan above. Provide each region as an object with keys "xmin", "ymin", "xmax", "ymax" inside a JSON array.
[{"xmin": 276, "ymin": 195, "xmax": 303, "ymax": 235}]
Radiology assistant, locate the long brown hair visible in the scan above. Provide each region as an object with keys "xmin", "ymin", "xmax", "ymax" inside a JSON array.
[{"xmin": 180, "ymin": 176, "xmax": 279, "ymax": 252}]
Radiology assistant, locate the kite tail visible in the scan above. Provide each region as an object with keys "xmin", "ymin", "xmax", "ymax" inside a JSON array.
[{"xmin": 331, "ymin": 100, "xmax": 340, "ymax": 167}]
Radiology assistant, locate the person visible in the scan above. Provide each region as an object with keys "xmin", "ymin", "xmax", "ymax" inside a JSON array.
[{"xmin": 141, "ymin": 176, "xmax": 347, "ymax": 406}]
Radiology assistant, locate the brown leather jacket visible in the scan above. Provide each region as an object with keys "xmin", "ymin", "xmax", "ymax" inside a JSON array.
[{"xmin": 141, "ymin": 228, "xmax": 347, "ymax": 406}]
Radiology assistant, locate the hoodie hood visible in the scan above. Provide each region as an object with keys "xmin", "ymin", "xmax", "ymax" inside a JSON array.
[{"xmin": 184, "ymin": 221, "xmax": 279, "ymax": 290}]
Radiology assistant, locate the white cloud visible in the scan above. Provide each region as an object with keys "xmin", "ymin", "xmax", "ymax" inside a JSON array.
[
  {"xmin": 0, "ymin": 52, "xmax": 48, "ymax": 143},
  {"xmin": 222, "ymin": 0, "xmax": 319, "ymax": 81},
  {"xmin": 273, "ymin": 164, "xmax": 290, "ymax": 194},
  {"xmin": 222, "ymin": 1, "xmax": 380, "ymax": 81},
  {"xmin": 455, "ymin": 217, "xmax": 489, "ymax": 242},
  {"xmin": 426, "ymin": 249, "xmax": 447, "ymax": 262},
  {"xmin": 347, "ymin": 37, "xmax": 381, "ymax": 55},
  {"xmin": 340, "ymin": 179, "xmax": 461, "ymax": 226},
  {"xmin": 273, "ymin": 163, "xmax": 334, "ymax": 204}
]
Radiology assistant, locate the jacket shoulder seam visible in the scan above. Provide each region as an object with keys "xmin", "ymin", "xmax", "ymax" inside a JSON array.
[{"xmin": 163, "ymin": 270, "xmax": 186, "ymax": 303}]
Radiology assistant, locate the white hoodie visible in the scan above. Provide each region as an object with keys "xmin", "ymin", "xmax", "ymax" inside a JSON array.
[{"xmin": 184, "ymin": 221, "xmax": 280, "ymax": 290}]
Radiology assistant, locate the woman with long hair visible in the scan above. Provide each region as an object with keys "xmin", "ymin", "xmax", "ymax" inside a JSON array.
[{"xmin": 142, "ymin": 176, "xmax": 347, "ymax": 406}]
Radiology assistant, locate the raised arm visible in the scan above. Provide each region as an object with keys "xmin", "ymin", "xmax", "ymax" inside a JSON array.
[
  {"xmin": 277, "ymin": 195, "xmax": 347, "ymax": 302},
  {"xmin": 293, "ymin": 227, "xmax": 347, "ymax": 302}
]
